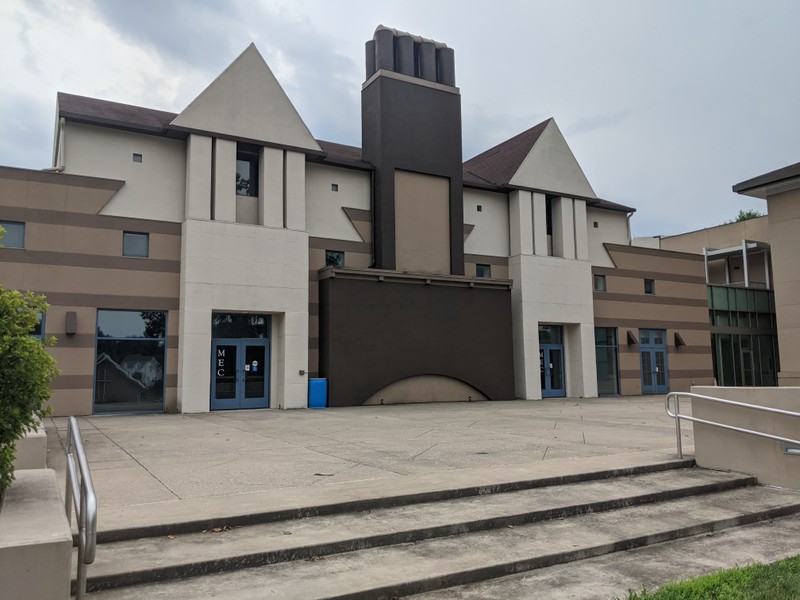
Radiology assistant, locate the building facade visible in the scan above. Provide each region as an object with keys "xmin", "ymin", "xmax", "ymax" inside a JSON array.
[{"xmin": 0, "ymin": 28, "xmax": 715, "ymax": 416}]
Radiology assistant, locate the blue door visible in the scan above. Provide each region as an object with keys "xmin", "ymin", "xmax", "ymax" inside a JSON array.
[
  {"xmin": 640, "ymin": 329, "xmax": 669, "ymax": 395},
  {"xmin": 540, "ymin": 344, "xmax": 566, "ymax": 398},
  {"xmin": 211, "ymin": 339, "xmax": 270, "ymax": 410}
]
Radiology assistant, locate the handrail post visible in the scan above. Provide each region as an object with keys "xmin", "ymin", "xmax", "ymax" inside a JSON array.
[{"xmin": 674, "ymin": 395, "xmax": 683, "ymax": 459}]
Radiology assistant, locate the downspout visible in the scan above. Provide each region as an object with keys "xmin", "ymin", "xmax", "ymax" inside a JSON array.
[
  {"xmin": 626, "ymin": 211, "xmax": 633, "ymax": 245},
  {"xmin": 42, "ymin": 117, "xmax": 66, "ymax": 173}
]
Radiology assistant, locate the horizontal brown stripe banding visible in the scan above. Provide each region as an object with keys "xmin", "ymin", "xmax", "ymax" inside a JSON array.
[
  {"xmin": 342, "ymin": 207, "xmax": 371, "ymax": 223},
  {"xmin": 50, "ymin": 334, "xmax": 179, "ymax": 348},
  {"xmin": 51, "ymin": 374, "xmax": 93, "ymax": 390},
  {"xmin": 594, "ymin": 317, "xmax": 710, "ymax": 330},
  {"xmin": 0, "ymin": 248, "xmax": 181, "ymax": 273},
  {"xmin": 619, "ymin": 369, "xmax": 713, "ymax": 380},
  {"xmin": 464, "ymin": 254, "xmax": 509, "ymax": 266},
  {"xmin": 592, "ymin": 267, "xmax": 706, "ymax": 285},
  {"xmin": 0, "ymin": 205, "xmax": 182, "ymax": 235},
  {"xmin": 34, "ymin": 291, "xmax": 179, "ymax": 311},
  {"xmin": 593, "ymin": 292, "xmax": 708, "ymax": 307},
  {"xmin": 309, "ymin": 236, "xmax": 372, "ymax": 254},
  {"xmin": 52, "ymin": 374, "xmax": 177, "ymax": 390},
  {"xmin": 604, "ymin": 243, "xmax": 705, "ymax": 261},
  {"xmin": 0, "ymin": 166, "xmax": 124, "ymax": 191}
]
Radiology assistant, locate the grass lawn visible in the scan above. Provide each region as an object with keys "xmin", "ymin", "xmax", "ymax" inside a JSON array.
[{"xmin": 617, "ymin": 555, "xmax": 800, "ymax": 599}]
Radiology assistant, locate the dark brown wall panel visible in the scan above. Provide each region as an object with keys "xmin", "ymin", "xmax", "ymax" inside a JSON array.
[{"xmin": 319, "ymin": 275, "xmax": 514, "ymax": 406}]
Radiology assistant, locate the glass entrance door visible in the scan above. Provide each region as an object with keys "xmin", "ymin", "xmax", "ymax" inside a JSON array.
[
  {"xmin": 640, "ymin": 328, "xmax": 669, "ymax": 394},
  {"xmin": 540, "ymin": 344, "xmax": 566, "ymax": 397},
  {"xmin": 211, "ymin": 339, "xmax": 270, "ymax": 410}
]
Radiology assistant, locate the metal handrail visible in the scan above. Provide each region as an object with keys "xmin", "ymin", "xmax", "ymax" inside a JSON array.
[
  {"xmin": 666, "ymin": 391, "xmax": 800, "ymax": 459},
  {"xmin": 64, "ymin": 416, "xmax": 97, "ymax": 599}
]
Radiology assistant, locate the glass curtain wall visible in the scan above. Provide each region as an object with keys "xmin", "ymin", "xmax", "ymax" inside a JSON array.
[
  {"xmin": 708, "ymin": 285, "xmax": 778, "ymax": 386},
  {"xmin": 94, "ymin": 310, "xmax": 167, "ymax": 413}
]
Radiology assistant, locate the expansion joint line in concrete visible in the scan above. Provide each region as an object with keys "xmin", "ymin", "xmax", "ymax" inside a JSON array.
[{"xmin": 85, "ymin": 419, "xmax": 182, "ymax": 501}]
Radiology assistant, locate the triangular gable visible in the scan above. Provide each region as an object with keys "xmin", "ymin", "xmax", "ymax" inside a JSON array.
[
  {"xmin": 509, "ymin": 119, "xmax": 597, "ymax": 199},
  {"xmin": 463, "ymin": 119, "xmax": 550, "ymax": 187},
  {"xmin": 171, "ymin": 44, "xmax": 321, "ymax": 152}
]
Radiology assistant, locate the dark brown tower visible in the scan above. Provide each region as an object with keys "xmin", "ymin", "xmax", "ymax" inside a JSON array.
[{"xmin": 362, "ymin": 26, "xmax": 464, "ymax": 275}]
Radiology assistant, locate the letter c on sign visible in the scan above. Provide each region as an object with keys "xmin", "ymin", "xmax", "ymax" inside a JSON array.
[{"xmin": 217, "ymin": 369, "xmax": 224, "ymax": 377}]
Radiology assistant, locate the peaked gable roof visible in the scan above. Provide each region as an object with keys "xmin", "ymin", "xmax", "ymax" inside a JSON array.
[
  {"xmin": 463, "ymin": 119, "xmax": 551, "ymax": 187},
  {"xmin": 171, "ymin": 44, "xmax": 320, "ymax": 152}
]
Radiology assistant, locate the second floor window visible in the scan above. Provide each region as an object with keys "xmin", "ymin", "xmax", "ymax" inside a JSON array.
[
  {"xmin": 123, "ymin": 232, "xmax": 149, "ymax": 258},
  {"xmin": 236, "ymin": 145, "xmax": 259, "ymax": 197},
  {"xmin": 0, "ymin": 221, "xmax": 25, "ymax": 248},
  {"xmin": 325, "ymin": 250, "xmax": 344, "ymax": 268}
]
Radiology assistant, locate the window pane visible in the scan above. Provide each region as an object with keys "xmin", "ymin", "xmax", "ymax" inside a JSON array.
[
  {"xmin": 94, "ymin": 339, "xmax": 165, "ymax": 413},
  {"xmin": 0, "ymin": 221, "xmax": 25, "ymax": 248},
  {"xmin": 476, "ymin": 264, "xmax": 491, "ymax": 278},
  {"xmin": 211, "ymin": 313, "xmax": 270, "ymax": 339},
  {"xmin": 97, "ymin": 310, "xmax": 166, "ymax": 339},
  {"xmin": 594, "ymin": 275, "xmax": 606, "ymax": 292},
  {"xmin": 123, "ymin": 232, "xmax": 149, "ymax": 257},
  {"xmin": 325, "ymin": 250, "xmax": 345, "ymax": 268},
  {"xmin": 236, "ymin": 149, "xmax": 259, "ymax": 197}
]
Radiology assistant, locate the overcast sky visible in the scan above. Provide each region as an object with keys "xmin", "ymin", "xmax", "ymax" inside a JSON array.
[{"xmin": 1, "ymin": 0, "xmax": 797, "ymax": 236}]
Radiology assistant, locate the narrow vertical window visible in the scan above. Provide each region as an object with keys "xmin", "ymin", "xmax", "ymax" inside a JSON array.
[
  {"xmin": 236, "ymin": 144, "xmax": 259, "ymax": 197},
  {"xmin": 644, "ymin": 278, "xmax": 655, "ymax": 295}
]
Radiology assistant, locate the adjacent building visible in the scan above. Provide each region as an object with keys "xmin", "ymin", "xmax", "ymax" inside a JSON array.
[{"xmin": 0, "ymin": 27, "xmax": 715, "ymax": 416}]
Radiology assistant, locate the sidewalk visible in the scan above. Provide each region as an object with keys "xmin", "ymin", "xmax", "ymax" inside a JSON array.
[{"xmin": 45, "ymin": 396, "xmax": 691, "ymax": 512}]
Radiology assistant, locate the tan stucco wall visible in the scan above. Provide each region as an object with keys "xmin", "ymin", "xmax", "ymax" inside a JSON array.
[
  {"xmin": 178, "ymin": 219, "xmax": 309, "ymax": 412},
  {"xmin": 306, "ymin": 164, "xmax": 371, "ymax": 241},
  {"xmin": 0, "ymin": 169, "xmax": 181, "ymax": 416},
  {"xmin": 691, "ymin": 386, "xmax": 800, "ymax": 489},
  {"xmin": 63, "ymin": 123, "xmax": 186, "ymax": 222},
  {"xmin": 394, "ymin": 170, "xmax": 450, "ymax": 275},
  {"xmin": 510, "ymin": 254, "xmax": 596, "ymax": 399},
  {"xmin": 594, "ymin": 245, "xmax": 714, "ymax": 395},
  {"xmin": 765, "ymin": 189, "xmax": 800, "ymax": 383},
  {"xmin": 587, "ymin": 207, "xmax": 629, "ymax": 267},
  {"xmin": 464, "ymin": 188, "xmax": 509, "ymax": 257},
  {"xmin": 364, "ymin": 375, "xmax": 489, "ymax": 404},
  {"xmin": 660, "ymin": 216, "xmax": 770, "ymax": 254}
]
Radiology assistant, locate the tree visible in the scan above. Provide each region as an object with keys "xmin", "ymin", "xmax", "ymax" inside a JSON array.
[
  {"xmin": 0, "ymin": 227, "xmax": 58, "ymax": 494},
  {"xmin": 729, "ymin": 209, "xmax": 763, "ymax": 223}
]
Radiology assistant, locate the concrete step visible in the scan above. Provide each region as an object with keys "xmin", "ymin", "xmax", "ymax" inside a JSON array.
[
  {"xmin": 409, "ymin": 512, "xmax": 800, "ymax": 599},
  {"xmin": 81, "ymin": 468, "xmax": 764, "ymax": 595},
  {"xmin": 93, "ymin": 452, "xmax": 695, "ymax": 543},
  {"xmin": 85, "ymin": 482, "xmax": 800, "ymax": 599}
]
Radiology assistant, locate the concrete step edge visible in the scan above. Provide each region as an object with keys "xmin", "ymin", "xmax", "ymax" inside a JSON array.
[
  {"xmin": 324, "ymin": 503, "xmax": 800, "ymax": 600},
  {"xmin": 81, "ymin": 473, "xmax": 755, "ymax": 592},
  {"xmin": 93, "ymin": 457, "xmax": 696, "ymax": 544}
]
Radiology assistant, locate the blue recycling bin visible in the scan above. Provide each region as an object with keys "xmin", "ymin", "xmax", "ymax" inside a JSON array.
[{"xmin": 308, "ymin": 378, "xmax": 328, "ymax": 409}]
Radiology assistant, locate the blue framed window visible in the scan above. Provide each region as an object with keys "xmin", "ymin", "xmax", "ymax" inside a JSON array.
[
  {"xmin": 94, "ymin": 309, "xmax": 167, "ymax": 414},
  {"xmin": 0, "ymin": 221, "xmax": 25, "ymax": 248}
]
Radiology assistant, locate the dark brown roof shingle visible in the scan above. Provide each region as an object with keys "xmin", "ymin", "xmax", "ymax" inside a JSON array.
[
  {"xmin": 463, "ymin": 119, "xmax": 551, "ymax": 186},
  {"xmin": 57, "ymin": 92, "xmax": 178, "ymax": 134}
]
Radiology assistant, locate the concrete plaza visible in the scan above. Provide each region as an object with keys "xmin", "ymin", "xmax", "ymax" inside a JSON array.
[{"xmin": 45, "ymin": 396, "xmax": 690, "ymax": 512}]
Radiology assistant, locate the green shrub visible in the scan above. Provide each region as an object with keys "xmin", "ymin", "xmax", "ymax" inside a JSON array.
[{"xmin": 0, "ymin": 286, "xmax": 58, "ymax": 493}]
